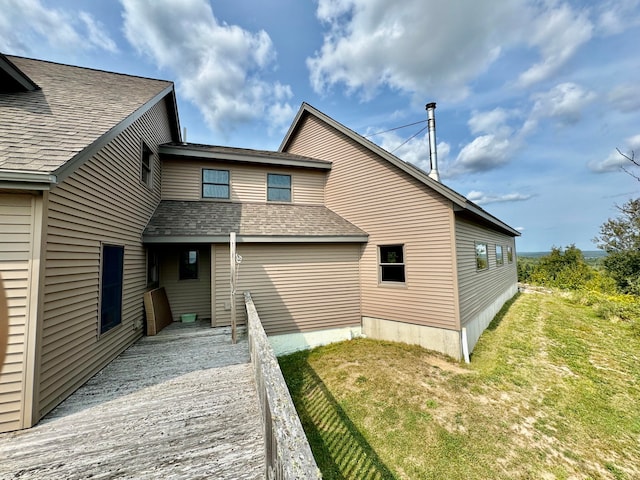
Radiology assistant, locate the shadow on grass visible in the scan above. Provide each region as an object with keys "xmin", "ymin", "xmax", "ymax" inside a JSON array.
[
  {"xmin": 485, "ymin": 292, "xmax": 521, "ymax": 331},
  {"xmin": 280, "ymin": 351, "xmax": 396, "ymax": 480}
]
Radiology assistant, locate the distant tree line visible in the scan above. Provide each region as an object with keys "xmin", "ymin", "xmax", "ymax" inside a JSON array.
[{"xmin": 519, "ymin": 149, "xmax": 640, "ymax": 296}]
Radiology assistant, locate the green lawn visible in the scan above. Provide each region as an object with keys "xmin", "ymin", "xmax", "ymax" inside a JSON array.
[{"xmin": 278, "ymin": 292, "xmax": 640, "ymax": 479}]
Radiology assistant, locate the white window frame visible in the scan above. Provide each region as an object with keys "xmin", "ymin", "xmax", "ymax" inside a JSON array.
[{"xmin": 378, "ymin": 244, "xmax": 406, "ymax": 284}]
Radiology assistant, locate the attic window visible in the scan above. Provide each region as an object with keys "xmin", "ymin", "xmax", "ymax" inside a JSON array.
[
  {"xmin": 379, "ymin": 244, "xmax": 406, "ymax": 283},
  {"xmin": 141, "ymin": 142, "xmax": 153, "ymax": 187},
  {"xmin": 267, "ymin": 174, "xmax": 291, "ymax": 202}
]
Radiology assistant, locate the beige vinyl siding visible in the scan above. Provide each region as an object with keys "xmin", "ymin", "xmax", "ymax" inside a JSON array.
[
  {"xmin": 162, "ymin": 159, "xmax": 325, "ymax": 205},
  {"xmin": 158, "ymin": 245, "xmax": 211, "ymax": 322},
  {"xmin": 38, "ymin": 100, "xmax": 173, "ymax": 419},
  {"xmin": 284, "ymin": 114, "xmax": 458, "ymax": 330},
  {"xmin": 0, "ymin": 194, "xmax": 35, "ymax": 432},
  {"xmin": 213, "ymin": 243, "xmax": 361, "ymax": 335},
  {"xmin": 455, "ymin": 217, "xmax": 518, "ymax": 326}
]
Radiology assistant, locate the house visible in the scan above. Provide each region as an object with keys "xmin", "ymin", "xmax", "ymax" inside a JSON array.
[
  {"xmin": 279, "ymin": 103, "xmax": 520, "ymax": 357},
  {"xmin": 0, "ymin": 54, "xmax": 180, "ymax": 433},
  {"xmin": 145, "ymin": 104, "xmax": 519, "ymax": 361},
  {"xmin": 0, "ymin": 54, "xmax": 519, "ymax": 434}
]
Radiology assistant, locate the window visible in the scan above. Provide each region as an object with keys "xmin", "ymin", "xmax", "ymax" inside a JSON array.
[
  {"xmin": 203, "ymin": 169, "xmax": 230, "ymax": 199},
  {"xmin": 147, "ymin": 249, "xmax": 159, "ymax": 286},
  {"xmin": 379, "ymin": 245, "xmax": 405, "ymax": 283},
  {"xmin": 100, "ymin": 245, "xmax": 124, "ymax": 335},
  {"xmin": 475, "ymin": 242, "xmax": 488, "ymax": 270},
  {"xmin": 267, "ymin": 174, "xmax": 291, "ymax": 202},
  {"xmin": 496, "ymin": 245, "xmax": 504, "ymax": 266},
  {"xmin": 507, "ymin": 246, "xmax": 514, "ymax": 263},
  {"xmin": 179, "ymin": 249, "xmax": 198, "ymax": 280},
  {"xmin": 141, "ymin": 142, "xmax": 152, "ymax": 187}
]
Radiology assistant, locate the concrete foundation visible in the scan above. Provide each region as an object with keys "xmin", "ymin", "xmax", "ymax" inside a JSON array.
[
  {"xmin": 463, "ymin": 283, "xmax": 518, "ymax": 354},
  {"xmin": 362, "ymin": 316, "xmax": 462, "ymax": 360},
  {"xmin": 269, "ymin": 326, "xmax": 363, "ymax": 356}
]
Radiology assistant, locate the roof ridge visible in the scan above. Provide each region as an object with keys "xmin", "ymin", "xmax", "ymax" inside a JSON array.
[{"xmin": 6, "ymin": 53, "xmax": 172, "ymax": 85}]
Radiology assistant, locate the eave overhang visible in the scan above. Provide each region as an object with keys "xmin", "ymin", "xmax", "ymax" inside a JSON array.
[
  {"xmin": 159, "ymin": 144, "xmax": 332, "ymax": 170},
  {"xmin": 0, "ymin": 169, "xmax": 56, "ymax": 190}
]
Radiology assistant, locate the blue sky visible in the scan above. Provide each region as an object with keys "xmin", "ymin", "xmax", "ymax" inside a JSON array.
[{"xmin": 2, "ymin": 0, "xmax": 640, "ymax": 252}]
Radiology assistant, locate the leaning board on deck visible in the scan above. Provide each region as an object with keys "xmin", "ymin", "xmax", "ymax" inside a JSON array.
[{"xmin": 143, "ymin": 287, "xmax": 173, "ymax": 336}]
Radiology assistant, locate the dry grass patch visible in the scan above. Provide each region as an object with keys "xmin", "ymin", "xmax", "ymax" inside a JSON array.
[{"xmin": 279, "ymin": 293, "xmax": 640, "ymax": 479}]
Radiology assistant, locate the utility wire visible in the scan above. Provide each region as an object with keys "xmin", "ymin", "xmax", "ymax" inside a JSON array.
[
  {"xmin": 363, "ymin": 119, "xmax": 426, "ymax": 138},
  {"xmin": 390, "ymin": 125, "xmax": 428, "ymax": 154}
]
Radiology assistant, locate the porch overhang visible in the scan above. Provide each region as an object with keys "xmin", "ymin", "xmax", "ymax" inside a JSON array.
[
  {"xmin": 143, "ymin": 200, "xmax": 368, "ymax": 244},
  {"xmin": 143, "ymin": 234, "xmax": 368, "ymax": 244}
]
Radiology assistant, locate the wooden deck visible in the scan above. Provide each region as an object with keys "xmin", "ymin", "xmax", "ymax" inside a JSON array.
[{"xmin": 0, "ymin": 321, "xmax": 265, "ymax": 479}]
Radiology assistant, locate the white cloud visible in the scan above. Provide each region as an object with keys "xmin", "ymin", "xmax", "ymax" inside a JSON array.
[
  {"xmin": 308, "ymin": 0, "xmax": 525, "ymax": 101},
  {"xmin": 307, "ymin": 1, "xmax": 596, "ymax": 101},
  {"xmin": 449, "ymin": 82, "xmax": 595, "ymax": 177},
  {"xmin": 527, "ymin": 82, "xmax": 596, "ymax": 131},
  {"xmin": 121, "ymin": 0, "xmax": 293, "ymax": 134},
  {"xmin": 452, "ymin": 135, "xmax": 514, "ymax": 174},
  {"xmin": 0, "ymin": 0, "xmax": 117, "ymax": 55},
  {"xmin": 588, "ymin": 133, "xmax": 640, "ymax": 172},
  {"xmin": 595, "ymin": 0, "xmax": 640, "ymax": 35},
  {"xmin": 468, "ymin": 108, "xmax": 514, "ymax": 136},
  {"xmin": 517, "ymin": 3, "xmax": 593, "ymax": 87},
  {"xmin": 467, "ymin": 190, "xmax": 533, "ymax": 205},
  {"xmin": 79, "ymin": 12, "xmax": 118, "ymax": 53},
  {"xmin": 608, "ymin": 83, "xmax": 640, "ymax": 113}
]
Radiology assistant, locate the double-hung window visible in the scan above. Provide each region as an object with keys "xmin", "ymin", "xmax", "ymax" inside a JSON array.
[
  {"xmin": 141, "ymin": 142, "xmax": 152, "ymax": 188},
  {"xmin": 267, "ymin": 174, "xmax": 291, "ymax": 202},
  {"xmin": 379, "ymin": 244, "xmax": 406, "ymax": 283},
  {"xmin": 203, "ymin": 169, "xmax": 230, "ymax": 199}
]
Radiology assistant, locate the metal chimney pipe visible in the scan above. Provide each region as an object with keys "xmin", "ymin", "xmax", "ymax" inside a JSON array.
[{"xmin": 425, "ymin": 102, "xmax": 440, "ymax": 182}]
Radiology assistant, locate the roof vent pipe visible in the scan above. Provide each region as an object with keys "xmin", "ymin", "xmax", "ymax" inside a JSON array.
[{"xmin": 425, "ymin": 102, "xmax": 440, "ymax": 182}]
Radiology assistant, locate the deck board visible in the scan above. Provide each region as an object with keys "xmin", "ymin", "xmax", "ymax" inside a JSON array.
[{"xmin": 0, "ymin": 323, "xmax": 264, "ymax": 479}]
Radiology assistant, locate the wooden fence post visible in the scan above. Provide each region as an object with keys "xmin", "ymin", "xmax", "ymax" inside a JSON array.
[{"xmin": 230, "ymin": 232, "xmax": 237, "ymax": 344}]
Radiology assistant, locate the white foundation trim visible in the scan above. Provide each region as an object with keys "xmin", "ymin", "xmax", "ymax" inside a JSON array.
[{"xmin": 269, "ymin": 326, "xmax": 363, "ymax": 356}]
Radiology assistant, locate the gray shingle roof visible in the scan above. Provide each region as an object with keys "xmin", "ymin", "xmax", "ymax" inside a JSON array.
[
  {"xmin": 0, "ymin": 55, "xmax": 173, "ymax": 173},
  {"xmin": 143, "ymin": 201, "xmax": 368, "ymax": 242}
]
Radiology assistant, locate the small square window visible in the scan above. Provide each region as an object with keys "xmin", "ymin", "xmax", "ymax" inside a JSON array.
[
  {"xmin": 179, "ymin": 250, "xmax": 198, "ymax": 280},
  {"xmin": 203, "ymin": 169, "xmax": 230, "ymax": 199},
  {"xmin": 141, "ymin": 143, "xmax": 153, "ymax": 187},
  {"xmin": 496, "ymin": 245, "xmax": 504, "ymax": 266},
  {"xmin": 267, "ymin": 174, "xmax": 291, "ymax": 202},
  {"xmin": 379, "ymin": 244, "xmax": 405, "ymax": 283},
  {"xmin": 507, "ymin": 246, "xmax": 514, "ymax": 263},
  {"xmin": 475, "ymin": 242, "xmax": 488, "ymax": 270}
]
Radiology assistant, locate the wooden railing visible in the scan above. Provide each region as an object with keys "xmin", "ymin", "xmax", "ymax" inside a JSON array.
[{"xmin": 244, "ymin": 292, "xmax": 322, "ymax": 480}]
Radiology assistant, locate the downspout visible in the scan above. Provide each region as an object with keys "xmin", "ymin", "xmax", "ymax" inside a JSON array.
[{"xmin": 426, "ymin": 102, "xmax": 440, "ymax": 182}]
